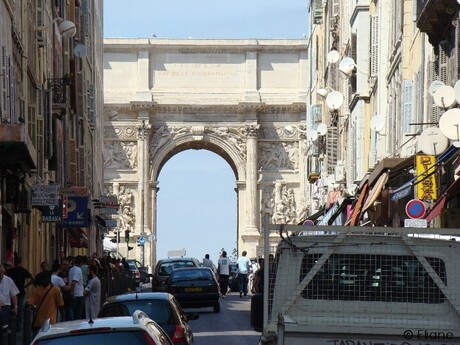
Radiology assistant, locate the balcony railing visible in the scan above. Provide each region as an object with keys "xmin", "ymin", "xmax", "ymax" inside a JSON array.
[
  {"xmin": 48, "ymin": 77, "xmax": 71, "ymax": 104},
  {"xmin": 416, "ymin": 0, "xmax": 460, "ymax": 45}
]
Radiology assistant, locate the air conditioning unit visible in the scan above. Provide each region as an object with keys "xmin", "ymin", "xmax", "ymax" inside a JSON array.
[{"xmin": 334, "ymin": 160, "xmax": 346, "ymax": 182}]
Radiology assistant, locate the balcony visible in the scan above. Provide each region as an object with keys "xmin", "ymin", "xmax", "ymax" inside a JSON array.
[
  {"xmin": 0, "ymin": 124, "xmax": 37, "ymax": 172},
  {"xmin": 416, "ymin": 0, "xmax": 460, "ymax": 45}
]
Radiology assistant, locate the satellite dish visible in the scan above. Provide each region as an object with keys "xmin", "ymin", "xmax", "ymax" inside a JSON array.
[
  {"xmin": 307, "ymin": 129, "xmax": 318, "ymax": 142},
  {"xmin": 439, "ymin": 108, "xmax": 460, "ymax": 140},
  {"xmin": 433, "ymin": 85, "xmax": 456, "ymax": 108},
  {"xmin": 327, "ymin": 50, "xmax": 340, "ymax": 64},
  {"xmin": 339, "ymin": 57, "xmax": 356, "ymax": 77},
  {"xmin": 428, "ymin": 80, "xmax": 445, "ymax": 97},
  {"xmin": 454, "ymin": 80, "xmax": 460, "ymax": 104},
  {"xmin": 74, "ymin": 44, "xmax": 87, "ymax": 57},
  {"xmin": 346, "ymin": 183, "xmax": 358, "ymax": 196},
  {"xmin": 317, "ymin": 123, "xmax": 328, "ymax": 136},
  {"xmin": 326, "ymin": 91, "xmax": 344, "ymax": 110},
  {"xmin": 417, "ymin": 127, "xmax": 449, "ymax": 155},
  {"xmin": 370, "ymin": 115, "xmax": 385, "ymax": 133}
]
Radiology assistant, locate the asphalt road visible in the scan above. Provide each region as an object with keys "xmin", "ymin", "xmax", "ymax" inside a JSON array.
[
  {"xmin": 186, "ymin": 292, "xmax": 261, "ymax": 345},
  {"xmin": 140, "ymin": 282, "xmax": 261, "ymax": 344}
]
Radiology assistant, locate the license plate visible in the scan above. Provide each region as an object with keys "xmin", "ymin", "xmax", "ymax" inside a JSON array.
[{"xmin": 185, "ymin": 287, "xmax": 202, "ymax": 292}]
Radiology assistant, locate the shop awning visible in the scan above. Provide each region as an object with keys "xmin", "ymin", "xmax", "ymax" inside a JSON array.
[
  {"xmin": 345, "ymin": 181, "xmax": 369, "ymax": 226},
  {"xmin": 424, "ymin": 177, "xmax": 460, "ymax": 222},
  {"xmin": 67, "ymin": 228, "xmax": 89, "ymax": 248},
  {"xmin": 362, "ymin": 172, "xmax": 388, "ymax": 213}
]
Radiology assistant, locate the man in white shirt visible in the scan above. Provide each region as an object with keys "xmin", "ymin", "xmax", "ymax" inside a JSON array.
[
  {"xmin": 0, "ymin": 264, "xmax": 19, "ymax": 327},
  {"xmin": 69, "ymin": 256, "xmax": 84, "ymax": 320},
  {"xmin": 84, "ymin": 266, "xmax": 101, "ymax": 319},
  {"xmin": 237, "ymin": 251, "xmax": 251, "ymax": 298},
  {"xmin": 217, "ymin": 251, "xmax": 230, "ymax": 297}
]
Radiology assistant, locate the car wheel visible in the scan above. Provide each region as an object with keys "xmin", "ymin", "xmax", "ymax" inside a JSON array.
[{"xmin": 213, "ymin": 302, "xmax": 220, "ymax": 313}]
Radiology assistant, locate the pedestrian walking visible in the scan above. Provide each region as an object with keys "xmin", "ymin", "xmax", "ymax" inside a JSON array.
[
  {"xmin": 6, "ymin": 256, "xmax": 33, "ymax": 332},
  {"xmin": 0, "ymin": 264, "xmax": 19, "ymax": 329},
  {"xmin": 202, "ymin": 254, "xmax": 216, "ymax": 273},
  {"xmin": 84, "ymin": 266, "xmax": 101, "ymax": 319},
  {"xmin": 217, "ymin": 251, "xmax": 230, "ymax": 297},
  {"xmin": 237, "ymin": 251, "xmax": 251, "ymax": 297},
  {"xmin": 69, "ymin": 256, "xmax": 84, "ymax": 320},
  {"xmin": 27, "ymin": 272, "xmax": 64, "ymax": 336}
]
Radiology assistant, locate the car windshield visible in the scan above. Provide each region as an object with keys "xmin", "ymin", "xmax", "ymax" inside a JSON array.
[
  {"xmin": 34, "ymin": 330, "xmax": 154, "ymax": 345},
  {"xmin": 98, "ymin": 300, "xmax": 174, "ymax": 324},
  {"xmin": 158, "ymin": 261, "xmax": 197, "ymax": 276},
  {"xmin": 171, "ymin": 269, "xmax": 213, "ymax": 281}
]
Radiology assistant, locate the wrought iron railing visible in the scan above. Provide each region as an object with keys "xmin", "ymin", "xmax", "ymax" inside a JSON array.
[{"xmin": 48, "ymin": 77, "xmax": 71, "ymax": 104}]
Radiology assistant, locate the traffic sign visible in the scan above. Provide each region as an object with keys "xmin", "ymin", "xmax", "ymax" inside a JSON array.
[
  {"xmin": 303, "ymin": 220, "xmax": 315, "ymax": 226},
  {"xmin": 405, "ymin": 199, "xmax": 426, "ymax": 219},
  {"xmin": 137, "ymin": 236, "xmax": 145, "ymax": 246}
]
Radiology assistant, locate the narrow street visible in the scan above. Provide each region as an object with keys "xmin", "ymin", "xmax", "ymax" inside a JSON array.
[{"xmin": 187, "ymin": 293, "xmax": 261, "ymax": 345}]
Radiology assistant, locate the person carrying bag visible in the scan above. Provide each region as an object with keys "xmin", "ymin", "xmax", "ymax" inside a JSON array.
[{"xmin": 27, "ymin": 272, "xmax": 64, "ymax": 336}]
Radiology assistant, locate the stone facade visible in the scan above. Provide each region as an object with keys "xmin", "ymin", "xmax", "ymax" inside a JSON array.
[{"xmin": 103, "ymin": 38, "xmax": 308, "ymax": 264}]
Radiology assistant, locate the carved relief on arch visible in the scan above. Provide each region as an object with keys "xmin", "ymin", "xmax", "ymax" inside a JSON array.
[
  {"xmin": 271, "ymin": 183, "xmax": 298, "ymax": 225},
  {"xmin": 149, "ymin": 125, "xmax": 192, "ymax": 158},
  {"xmin": 260, "ymin": 125, "xmax": 307, "ymax": 140},
  {"xmin": 104, "ymin": 126, "xmax": 139, "ymax": 139},
  {"xmin": 258, "ymin": 141, "xmax": 299, "ymax": 171},
  {"xmin": 103, "ymin": 140, "xmax": 138, "ymax": 169},
  {"xmin": 206, "ymin": 126, "xmax": 247, "ymax": 160}
]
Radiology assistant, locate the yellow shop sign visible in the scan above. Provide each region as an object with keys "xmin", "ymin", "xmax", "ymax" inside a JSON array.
[{"xmin": 415, "ymin": 154, "xmax": 437, "ymax": 201}]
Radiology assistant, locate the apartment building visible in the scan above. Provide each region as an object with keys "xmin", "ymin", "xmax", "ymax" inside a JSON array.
[{"xmin": 0, "ymin": 0, "xmax": 104, "ymax": 272}]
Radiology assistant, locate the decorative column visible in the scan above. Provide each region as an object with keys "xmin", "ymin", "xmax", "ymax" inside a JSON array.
[
  {"xmin": 137, "ymin": 112, "xmax": 149, "ymax": 266},
  {"xmin": 246, "ymin": 124, "xmax": 260, "ymax": 234}
]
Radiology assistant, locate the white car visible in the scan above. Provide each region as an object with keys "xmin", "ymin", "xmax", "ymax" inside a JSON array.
[{"xmin": 31, "ymin": 310, "xmax": 174, "ymax": 345}]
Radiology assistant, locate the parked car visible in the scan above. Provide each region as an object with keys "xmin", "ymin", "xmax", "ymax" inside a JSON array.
[
  {"xmin": 31, "ymin": 310, "xmax": 173, "ymax": 345},
  {"xmin": 127, "ymin": 259, "xmax": 150, "ymax": 284},
  {"xmin": 166, "ymin": 267, "xmax": 220, "ymax": 313},
  {"xmin": 98, "ymin": 292, "xmax": 197, "ymax": 345},
  {"xmin": 151, "ymin": 257, "xmax": 201, "ymax": 292},
  {"xmin": 126, "ymin": 261, "xmax": 141, "ymax": 287}
]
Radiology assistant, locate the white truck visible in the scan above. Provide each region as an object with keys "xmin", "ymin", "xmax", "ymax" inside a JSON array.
[{"xmin": 259, "ymin": 226, "xmax": 460, "ymax": 345}]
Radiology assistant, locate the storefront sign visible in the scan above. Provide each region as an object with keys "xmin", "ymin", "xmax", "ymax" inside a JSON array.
[
  {"xmin": 415, "ymin": 154, "xmax": 437, "ymax": 201},
  {"xmin": 31, "ymin": 184, "xmax": 59, "ymax": 206},
  {"xmin": 40, "ymin": 204, "xmax": 62, "ymax": 223}
]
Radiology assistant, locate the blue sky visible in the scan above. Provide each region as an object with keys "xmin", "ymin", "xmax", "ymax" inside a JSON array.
[{"xmin": 103, "ymin": 0, "xmax": 309, "ymax": 265}]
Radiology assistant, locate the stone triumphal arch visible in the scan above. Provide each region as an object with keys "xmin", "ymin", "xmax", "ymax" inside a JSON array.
[{"xmin": 103, "ymin": 38, "xmax": 308, "ymax": 266}]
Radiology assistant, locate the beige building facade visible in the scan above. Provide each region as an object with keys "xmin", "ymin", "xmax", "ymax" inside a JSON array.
[{"xmin": 103, "ymin": 38, "xmax": 308, "ymax": 266}]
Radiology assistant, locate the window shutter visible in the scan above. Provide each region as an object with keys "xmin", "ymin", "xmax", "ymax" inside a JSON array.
[
  {"xmin": 327, "ymin": 126, "xmax": 338, "ymax": 175},
  {"xmin": 44, "ymin": 89, "xmax": 53, "ymax": 159},
  {"xmin": 37, "ymin": 0, "xmax": 45, "ymax": 47},
  {"xmin": 313, "ymin": 0, "xmax": 323, "ymax": 24},
  {"xmin": 69, "ymin": 139, "xmax": 78, "ymax": 186},
  {"xmin": 370, "ymin": 16, "xmax": 379, "ymax": 77},
  {"xmin": 402, "ymin": 80, "xmax": 413, "ymax": 134}
]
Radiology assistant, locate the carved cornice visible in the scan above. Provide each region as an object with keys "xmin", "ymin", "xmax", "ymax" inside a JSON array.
[{"xmin": 105, "ymin": 103, "xmax": 306, "ymax": 115}]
